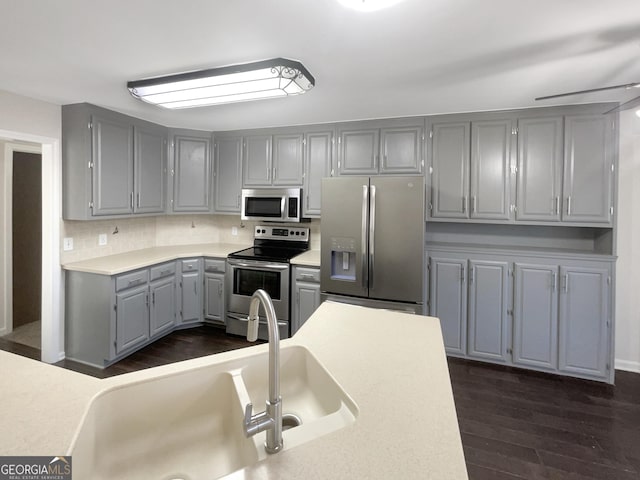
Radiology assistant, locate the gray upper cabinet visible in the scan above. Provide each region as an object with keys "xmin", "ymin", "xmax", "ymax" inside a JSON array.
[
  {"xmin": 467, "ymin": 259, "xmax": 509, "ymax": 363},
  {"xmin": 171, "ymin": 132, "xmax": 212, "ymax": 212},
  {"xmin": 470, "ymin": 119, "xmax": 513, "ymax": 220},
  {"xmin": 516, "ymin": 117, "xmax": 563, "ymax": 222},
  {"xmin": 134, "ymin": 124, "xmax": 166, "ymax": 214},
  {"xmin": 304, "ymin": 130, "xmax": 334, "ymax": 217},
  {"xmin": 558, "ymin": 265, "xmax": 610, "ymax": 378},
  {"xmin": 380, "ymin": 126, "xmax": 423, "ymax": 174},
  {"xmin": 272, "ymin": 134, "xmax": 304, "ymax": 186},
  {"xmin": 429, "ymin": 256, "xmax": 468, "ymax": 356},
  {"xmin": 562, "ymin": 114, "xmax": 614, "ymax": 224},
  {"xmin": 430, "ymin": 121, "xmax": 470, "ymax": 219},
  {"xmin": 513, "ymin": 262, "xmax": 558, "ymax": 370},
  {"xmin": 62, "ymin": 103, "xmax": 167, "ymax": 220},
  {"xmin": 214, "ymin": 135, "xmax": 243, "ymax": 213},
  {"xmin": 243, "ymin": 134, "xmax": 272, "ymax": 186},
  {"xmin": 338, "ymin": 120, "xmax": 423, "ymax": 175},
  {"xmin": 338, "ymin": 127, "xmax": 379, "ymax": 175},
  {"xmin": 91, "ymin": 113, "xmax": 135, "ymax": 216}
]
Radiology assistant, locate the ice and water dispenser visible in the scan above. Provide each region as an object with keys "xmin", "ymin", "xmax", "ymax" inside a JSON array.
[{"xmin": 329, "ymin": 237, "xmax": 357, "ymax": 281}]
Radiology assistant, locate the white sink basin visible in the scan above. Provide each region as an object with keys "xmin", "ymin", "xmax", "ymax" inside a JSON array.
[{"xmin": 69, "ymin": 345, "xmax": 358, "ymax": 480}]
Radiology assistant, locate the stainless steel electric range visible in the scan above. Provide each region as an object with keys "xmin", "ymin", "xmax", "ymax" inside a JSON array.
[{"xmin": 226, "ymin": 225, "xmax": 310, "ymax": 340}]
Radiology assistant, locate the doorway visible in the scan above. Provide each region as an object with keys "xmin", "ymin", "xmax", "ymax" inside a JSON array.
[{"xmin": 2, "ymin": 150, "xmax": 43, "ymax": 349}]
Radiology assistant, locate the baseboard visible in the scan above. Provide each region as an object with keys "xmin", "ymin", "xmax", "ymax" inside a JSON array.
[{"xmin": 615, "ymin": 359, "xmax": 640, "ymax": 373}]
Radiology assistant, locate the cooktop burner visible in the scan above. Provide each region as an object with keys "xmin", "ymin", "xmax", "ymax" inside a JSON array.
[{"xmin": 228, "ymin": 225, "xmax": 310, "ymax": 263}]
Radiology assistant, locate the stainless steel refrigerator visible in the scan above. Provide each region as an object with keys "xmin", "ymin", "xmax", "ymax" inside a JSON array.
[{"xmin": 320, "ymin": 176, "xmax": 425, "ymax": 314}]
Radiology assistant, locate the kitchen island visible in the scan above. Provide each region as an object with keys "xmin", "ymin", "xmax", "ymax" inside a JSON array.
[{"xmin": 0, "ymin": 302, "xmax": 468, "ymax": 479}]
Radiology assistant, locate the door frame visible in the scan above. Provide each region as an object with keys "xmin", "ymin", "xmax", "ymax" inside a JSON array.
[{"xmin": 1, "ymin": 131, "xmax": 62, "ymax": 364}]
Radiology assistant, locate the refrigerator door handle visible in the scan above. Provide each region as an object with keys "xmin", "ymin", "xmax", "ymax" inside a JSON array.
[
  {"xmin": 362, "ymin": 184, "xmax": 369, "ymax": 289},
  {"xmin": 369, "ymin": 185, "xmax": 376, "ymax": 290}
]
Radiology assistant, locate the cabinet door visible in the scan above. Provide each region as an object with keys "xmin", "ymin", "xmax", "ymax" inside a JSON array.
[
  {"xmin": 429, "ymin": 257, "xmax": 467, "ymax": 355},
  {"xmin": 243, "ymin": 134, "xmax": 272, "ymax": 186},
  {"xmin": 558, "ymin": 266, "xmax": 609, "ymax": 378},
  {"xmin": 380, "ymin": 126, "xmax": 423, "ymax": 174},
  {"xmin": 134, "ymin": 125, "xmax": 166, "ymax": 214},
  {"xmin": 430, "ymin": 122, "xmax": 470, "ymax": 219},
  {"xmin": 150, "ymin": 277, "xmax": 175, "ymax": 337},
  {"xmin": 304, "ymin": 131, "xmax": 333, "ymax": 216},
  {"xmin": 470, "ymin": 119, "xmax": 512, "ymax": 220},
  {"xmin": 91, "ymin": 114, "xmax": 134, "ymax": 215},
  {"xmin": 562, "ymin": 115, "xmax": 614, "ymax": 223},
  {"xmin": 180, "ymin": 271, "xmax": 202, "ymax": 324},
  {"xmin": 513, "ymin": 263, "xmax": 558, "ymax": 370},
  {"xmin": 173, "ymin": 135, "xmax": 211, "ymax": 212},
  {"xmin": 467, "ymin": 260, "xmax": 509, "ymax": 362},
  {"xmin": 273, "ymin": 134, "xmax": 304, "ymax": 186},
  {"xmin": 293, "ymin": 282, "xmax": 321, "ymax": 335},
  {"xmin": 516, "ymin": 117, "xmax": 563, "ymax": 222},
  {"xmin": 338, "ymin": 128, "xmax": 379, "ymax": 175},
  {"xmin": 214, "ymin": 136, "xmax": 243, "ymax": 213},
  {"xmin": 204, "ymin": 273, "xmax": 225, "ymax": 323},
  {"xmin": 115, "ymin": 285, "xmax": 149, "ymax": 354}
]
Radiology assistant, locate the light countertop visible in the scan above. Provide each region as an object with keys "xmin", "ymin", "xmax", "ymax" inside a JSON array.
[
  {"xmin": 62, "ymin": 243, "xmax": 251, "ymax": 275},
  {"xmin": 291, "ymin": 249, "xmax": 320, "ymax": 267},
  {"xmin": 1, "ymin": 302, "xmax": 467, "ymax": 479}
]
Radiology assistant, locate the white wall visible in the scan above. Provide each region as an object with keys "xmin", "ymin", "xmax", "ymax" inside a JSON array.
[
  {"xmin": 0, "ymin": 89, "xmax": 62, "ymax": 363},
  {"xmin": 615, "ymin": 110, "xmax": 640, "ymax": 372}
]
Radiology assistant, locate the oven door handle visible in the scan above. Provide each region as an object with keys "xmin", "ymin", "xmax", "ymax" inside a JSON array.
[{"xmin": 227, "ymin": 260, "xmax": 290, "ymax": 271}]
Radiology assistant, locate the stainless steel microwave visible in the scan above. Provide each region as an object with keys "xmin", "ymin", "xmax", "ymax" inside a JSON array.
[{"xmin": 241, "ymin": 188, "xmax": 303, "ymax": 223}]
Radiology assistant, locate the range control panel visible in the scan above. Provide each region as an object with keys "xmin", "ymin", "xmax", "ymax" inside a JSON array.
[{"xmin": 254, "ymin": 225, "xmax": 310, "ymax": 242}]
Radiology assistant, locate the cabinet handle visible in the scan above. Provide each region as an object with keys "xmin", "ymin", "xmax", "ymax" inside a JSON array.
[
  {"xmin": 462, "ymin": 196, "xmax": 466, "ymax": 213},
  {"xmin": 267, "ymin": 165, "xmax": 270, "ymax": 180},
  {"xmin": 137, "ymin": 193, "xmax": 140, "ymax": 208},
  {"xmin": 145, "ymin": 293, "xmax": 149, "ymax": 307},
  {"xmin": 152, "ymin": 291, "xmax": 155, "ymax": 305},
  {"xmin": 130, "ymin": 192, "xmax": 134, "ymax": 209},
  {"xmin": 555, "ymin": 196, "xmax": 560, "ymax": 215},
  {"xmin": 460, "ymin": 269, "xmax": 465, "ymax": 284},
  {"xmin": 472, "ymin": 196, "xmax": 477, "ymax": 213},
  {"xmin": 562, "ymin": 274, "xmax": 568, "ymax": 293},
  {"xmin": 218, "ymin": 284, "xmax": 222, "ymax": 296},
  {"xmin": 566, "ymin": 196, "xmax": 571, "ymax": 216},
  {"xmin": 551, "ymin": 272, "xmax": 556, "ymax": 292},
  {"xmin": 469, "ymin": 268, "xmax": 474, "ymax": 284},
  {"xmin": 194, "ymin": 282, "xmax": 197, "ymax": 295},
  {"xmin": 273, "ymin": 167, "xmax": 276, "ymax": 180}
]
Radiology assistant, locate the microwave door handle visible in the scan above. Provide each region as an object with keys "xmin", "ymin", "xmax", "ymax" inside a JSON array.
[
  {"xmin": 361, "ymin": 184, "xmax": 369, "ymax": 289},
  {"xmin": 369, "ymin": 185, "xmax": 376, "ymax": 290},
  {"xmin": 281, "ymin": 196, "xmax": 286, "ymax": 219}
]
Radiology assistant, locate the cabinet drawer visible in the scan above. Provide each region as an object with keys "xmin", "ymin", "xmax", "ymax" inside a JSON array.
[
  {"xmin": 294, "ymin": 267, "xmax": 320, "ymax": 283},
  {"xmin": 150, "ymin": 262, "xmax": 176, "ymax": 281},
  {"xmin": 115, "ymin": 270, "xmax": 149, "ymax": 292},
  {"xmin": 204, "ymin": 259, "xmax": 226, "ymax": 274},
  {"xmin": 181, "ymin": 259, "xmax": 200, "ymax": 272}
]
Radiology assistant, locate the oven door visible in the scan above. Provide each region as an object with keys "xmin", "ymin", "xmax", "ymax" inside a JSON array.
[{"xmin": 226, "ymin": 259, "xmax": 290, "ymax": 320}]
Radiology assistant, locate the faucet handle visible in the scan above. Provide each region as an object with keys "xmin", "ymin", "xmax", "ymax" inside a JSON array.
[{"xmin": 244, "ymin": 403, "xmax": 254, "ymax": 425}]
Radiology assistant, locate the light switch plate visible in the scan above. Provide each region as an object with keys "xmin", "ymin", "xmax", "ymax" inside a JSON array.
[
  {"xmin": 98, "ymin": 233, "xmax": 107, "ymax": 246},
  {"xmin": 231, "ymin": 226, "xmax": 238, "ymax": 236},
  {"xmin": 63, "ymin": 237, "xmax": 74, "ymax": 251}
]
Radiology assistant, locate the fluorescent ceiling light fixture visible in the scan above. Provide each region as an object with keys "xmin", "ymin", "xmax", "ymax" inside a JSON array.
[
  {"xmin": 127, "ymin": 58, "xmax": 314, "ymax": 109},
  {"xmin": 337, "ymin": 0, "xmax": 405, "ymax": 12}
]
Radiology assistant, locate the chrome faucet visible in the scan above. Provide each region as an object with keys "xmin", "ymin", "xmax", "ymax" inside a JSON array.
[{"xmin": 243, "ymin": 289, "xmax": 283, "ymax": 454}]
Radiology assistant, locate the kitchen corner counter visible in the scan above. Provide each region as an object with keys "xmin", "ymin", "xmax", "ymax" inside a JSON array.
[
  {"xmin": 291, "ymin": 249, "xmax": 320, "ymax": 267},
  {"xmin": 62, "ymin": 243, "xmax": 251, "ymax": 275},
  {"xmin": 1, "ymin": 302, "xmax": 467, "ymax": 479}
]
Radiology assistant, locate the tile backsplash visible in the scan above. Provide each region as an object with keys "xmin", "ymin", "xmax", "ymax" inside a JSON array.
[{"xmin": 61, "ymin": 215, "xmax": 321, "ymax": 264}]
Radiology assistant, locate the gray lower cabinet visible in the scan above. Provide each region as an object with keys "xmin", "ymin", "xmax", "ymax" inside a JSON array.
[
  {"xmin": 149, "ymin": 262, "xmax": 177, "ymax": 337},
  {"xmin": 204, "ymin": 258, "xmax": 226, "ymax": 325},
  {"xmin": 178, "ymin": 259, "xmax": 202, "ymax": 325},
  {"xmin": 115, "ymin": 284, "xmax": 149, "ymax": 354},
  {"xmin": 292, "ymin": 266, "xmax": 321, "ymax": 335},
  {"xmin": 467, "ymin": 260, "xmax": 510, "ymax": 362},
  {"xmin": 214, "ymin": 135, "xmax": 243, "ymax": 213},
  {"xmin": 429, "ymin": 256, "xmax": 467, "ymax": 355},
  {"xmin": 171, "ymin": 131, "xmax": 212, "ymax": 212},
  {"xmin": 513, "ymin": 262, "xmax": 558, "ymax": 370},
  {"xmin": 558, "ymin": 265, "xmax": 610, "ymax": 378},
  {"xmin": 427, "ymin": 248, "xmax": 613, "ymax": 382}
]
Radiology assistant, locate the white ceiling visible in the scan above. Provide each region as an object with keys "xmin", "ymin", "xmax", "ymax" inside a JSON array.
[{"xmin": 1, "ymin": 0, "xmax": 639, "ymax": 131}]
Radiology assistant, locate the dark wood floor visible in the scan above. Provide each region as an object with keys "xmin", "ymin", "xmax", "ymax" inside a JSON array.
[{"xmin": 3, "ymin": 327, "xmax": 640, "ymax": 479}]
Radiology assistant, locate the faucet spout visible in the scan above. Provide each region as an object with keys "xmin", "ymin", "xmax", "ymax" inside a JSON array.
[{"xmin": 243, "ymin": 289, "xmax": 283, "ymax": 454}]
